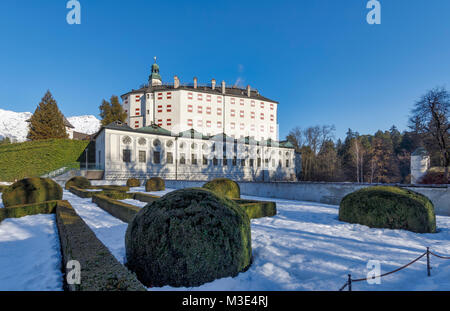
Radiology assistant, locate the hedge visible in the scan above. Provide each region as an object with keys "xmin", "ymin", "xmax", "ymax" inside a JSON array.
[
  {"xmin": 65, "ymin": 176, "xmax": 91, "ymax": 190},
  {"xmin": 132, "ymin": 192, "xmax": 160, "ymax": 204},
  {"xmin": 233, "ymin": 199, "xmax": 277, "ymax": 219},
  {"xmin": 145, "ymin": 177, "xmax": 165, "ymax": 191},
  {"xmin": 2, "ymin": 177, "xmax": 63, "ymax": 207},
  {"xmin": 339, "ymin": 186, "xmax": 436, "ymax": 233},
  {"xmin": 203, "ymin": 178, "xmax": 240, "ymax": 199},
  {"xmin": 89, "ymin": 185, "xmax": 130, "ymax": 192},
  {"xmin": 55, "ymin": 200, "xmax": 146, "ymax": 291},
  {"xmin": 92, "ymin": 194, "xmax": 140, "ymax": 223},
  {"xmin": 126, "ymin": 178, "xmax": 141, "ymax": 187},
  {"xmin": 125, "ymin": 188, "xmax": 252, "ymax": 288},
  {"xmin": 0, "ymin": 200, "xmax": 59, "ymax": 223},
  {"xmin": 0, "ymin": 185, "xmax": 7, "ymax": 193}
]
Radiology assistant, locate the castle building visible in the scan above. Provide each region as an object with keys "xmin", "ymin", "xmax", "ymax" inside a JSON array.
[
  {"xmin": 94, "ymin": 60, "xmax": 300, "ymax": 181},
  {"xmin": 121, "ymin": 59, "xmax": 278, "ymax": 142}
]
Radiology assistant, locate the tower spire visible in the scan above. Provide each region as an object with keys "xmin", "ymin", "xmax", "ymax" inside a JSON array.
[{"xmin": 149, "ymin": 57, "xmax": 162, "ymax": 86}]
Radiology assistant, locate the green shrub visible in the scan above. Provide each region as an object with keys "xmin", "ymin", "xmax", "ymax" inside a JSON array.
[
  {"xmin": 125, "ymin": 188, "xmax": 252, "ymax": 287},
  {"xmin": 233, "ymin": 199, "xmax": 277, "ymax": 219},
  {"xmin": 92, "ymin": 194, "xmax": 140, "ymax": 223},
  {"xmin": 0, "ymin": 185, "xmax": 6, "ymax": 193},
  {"xmin": 203, "ymin": 178, "xmax": 240, "ymax": 199},
  {"xmin": 145, "ymin": 177, "xmax": 165, "ymax": 191},
  {"xmin": 89, "ymin": 185, "xmax": 130, "ymax": 192},
  {"xmin": 0, "ymin": 200, "xmax": 59, "ymax": 222},
  {"xmin": 65, "ymin": 176, "xmax": 91, "ymax": 190},
  {"xmin": 126, "ymin": 178, "xmax": 141, "ymax": 187},
  {"xmin": 339, "ymin": 186, "xmax": 436, "ymax": 233},
  {"xmin": 2, "ymin": 178, "xmax": 63, "ymax": 208}
]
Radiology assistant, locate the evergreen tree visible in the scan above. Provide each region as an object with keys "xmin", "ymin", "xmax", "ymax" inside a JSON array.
[
  {"xmin": 99, "ymin": 95, "xmax": 128, "ymax": 126},
  {"xmin": 27, "ymin": 90, "xmax": 68, "ymax": 141}
]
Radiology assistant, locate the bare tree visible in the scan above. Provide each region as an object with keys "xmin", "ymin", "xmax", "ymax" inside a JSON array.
[{"xmin": 409, "ymin": 87, "xmax": 450, "ymax": 181}]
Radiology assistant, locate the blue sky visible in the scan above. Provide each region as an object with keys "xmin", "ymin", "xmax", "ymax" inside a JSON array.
[{"xmin": 0, "ymin": 0, "xmax": 449, "ymax": 140}]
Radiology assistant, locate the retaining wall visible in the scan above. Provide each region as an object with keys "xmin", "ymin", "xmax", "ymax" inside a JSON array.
[{"xmin": 163, "ymin": 180, "xmax": 450, "ymax": 216}]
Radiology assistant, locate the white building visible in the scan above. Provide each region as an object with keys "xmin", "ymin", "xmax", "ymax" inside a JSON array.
[
  {"xmin": 94, "ymin": 60, "xmax": 300, "ymax": 181},
  {"xmin": 411, "ymin": 147, "xmax": 430, "ymax": 184},
  {"xmin": 121, "ymin": 60, "xmax": 279, "ymax": 142}
]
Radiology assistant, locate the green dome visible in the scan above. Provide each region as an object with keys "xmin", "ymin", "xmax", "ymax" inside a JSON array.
[{"xmin": 149, "ymin": 59, "xmax": 162, "ymax": 82}]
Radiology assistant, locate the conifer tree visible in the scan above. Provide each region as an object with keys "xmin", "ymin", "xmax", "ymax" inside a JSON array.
[
  {"xmin": 27, "ymin": 90, "xmax": 68, "ymax": 140},
  {"xmin": 99, "ymin": 95, "xmax": 128, "ymax": 126}
]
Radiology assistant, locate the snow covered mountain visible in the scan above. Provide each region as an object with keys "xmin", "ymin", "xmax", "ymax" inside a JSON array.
[{"xmin": 0, "ymin": 108, "xmax": 101, "ymax": 142}]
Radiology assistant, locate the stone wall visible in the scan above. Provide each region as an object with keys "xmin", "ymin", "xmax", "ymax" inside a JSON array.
[{"xmin": 163, "ymin": 180, "xmax": 450, "ymax": 217}]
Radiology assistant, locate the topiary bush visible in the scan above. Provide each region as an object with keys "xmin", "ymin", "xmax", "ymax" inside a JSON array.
[
  {"xmin": 203, "ymin": 178, "xmax": 240, "ymax": 199},
  {"xmin": 339, "ymin": 186, "xmax": 436, "ymax": 233},
  {"xmin": 2, "ymin": 177, "xmax": 63, "ymax": 208},
  {"xmin": 65, "ymin": 176, "xmax": 91, "ymax": 190},
  {"xmin": 125, "ymin": 188, "xmax": 252, "ymax": 287},
  {"xmin": 145, "ymin": 177, "xmax": 165, "ymax": 191},
  {"xmin": 126, "ymin": 178, "xmax": 141, "ymax": 187}
]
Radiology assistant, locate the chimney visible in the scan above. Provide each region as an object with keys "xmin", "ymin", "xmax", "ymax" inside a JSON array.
[
  {"xmin": 174, "ymin": 75, "xmax": 180, "ymax": 89},
  {"xmin": 193, "ymin": 77, "xmax": 198, "ymax": 89},
  {"xmin": 211, "ymin": 79, "xmax": 216, "ymax": 90},
  {"xmin": 246, "ymin": 85, "xmax": 251, "ymax": 97},
  {"xmin": 221, "ymin": 80, "xmax": 226, "ymax": 94}
]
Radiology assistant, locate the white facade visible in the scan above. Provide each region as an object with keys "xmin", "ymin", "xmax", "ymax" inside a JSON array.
[
  {"xmin": 121, "ymin": 63, "xmax": 279, "ymax": 142},
  {"xmin": 95, "ymin": 124, "xmax": 298, "ymax": 181},
  {"xmin": 411, "ymin": 147, "xmax": 430, "ymax": 184}
]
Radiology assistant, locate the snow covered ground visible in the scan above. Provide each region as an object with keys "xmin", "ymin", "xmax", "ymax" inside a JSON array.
[
  {"xmin": 0, "ymin": 214, "xmax": 63, "ymax": 291},
  {"xmin": 62, "ymin": 188, "xmax": 450, "ymax": 291}
]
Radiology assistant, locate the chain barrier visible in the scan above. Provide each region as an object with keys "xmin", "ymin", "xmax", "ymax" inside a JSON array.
[{"xmin": 339, "ymin": 247, "xmax": 450, "ymax": 291}]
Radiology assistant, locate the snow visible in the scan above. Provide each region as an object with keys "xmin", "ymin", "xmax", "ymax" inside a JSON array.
[
  {"xmin": 0, "ymin": 108, "xmax": 100, "ymax": 142},
  {"xmin": 0, "ymin": 193, "xmax": 3, "ymax": 208},
  {"xmin": 119, "ymin": 199, "xmax": 148, "ymax": 208},
  {"xmin": 62, "ymin": 188, "xmax": 450, "ymax": 291},
  {"xmin": 67, "ymin": 115, "xmax": 101, "ymax": 135},
  {"xmin": 0, "ymin": 214, "xmax": 63, "ymax": 291}
]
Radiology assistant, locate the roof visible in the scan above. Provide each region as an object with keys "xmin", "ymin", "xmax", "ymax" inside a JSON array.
[
  {"xmin": 63, "ymin": 116, "xmax": 74, "ymax": 128},
  {"xmin": 121, "ymin": 84, "xmax": 278, "ymax": 104},
  {"xmin": 136, "ymin": 123, "xmax": 172, "ymax": 136},
  {"xmin": 412, "ymin": 147, "xmax": 429, "ymax": 156},
  {"xmin": 178, "ymin": 128, "xmax": 209, "ymax": 140},
  {"xmin": 279, "ymin": 140, "xmax": 295, "ymax": 149}
]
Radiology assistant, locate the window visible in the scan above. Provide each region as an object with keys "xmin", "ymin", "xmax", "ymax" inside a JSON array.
[
  {"xmin": 187, "ymin": 119, "xmax": 193, "ymax": 127},
  {"xmin": 202, "ymin": 155, "xmax": 208, "ymax": 165},
  {"xmin": 230, "ymin": 122, "xmax": 235, "ymax": 129},
  {"xmin": 217, "ymin": 121, "xmax": 222, "ymax": 128},
  {"xmin": 206, "ymin": 95, "xmax": 211, "ymax": 102},
  {"xmin": 157, "ymin": 105, "xmax": 163, "ymax": 113},
  {"xmin": 249, "ymin": 159, "xmax": 254, "ymax": 167},
  {"xmin": 167, "ymin": 92, "xmax": 172, "ymax": 99},
  {"xmin": 213, "ymin": 157, "xmax": 218, "ymax": 166},
  {"xmin": 167, "ymin": 152, "xmax": 174, "ymax": 164},
  {"xmin": 206, "ymin": 106, "xmax": 211, "ymax": 114},
  {"xmin": 230, "ymin": 109, "xmax": 235, "ymax": 117},
  {"xmin": 198, "ymin": 94, "xmax": 203, "ymax": 101},
  {"xmin": 206, "ymin": 120, "xmax": 211, "ymax": 128},
  {"xmin": 191, "ymin": 154, "xmax": 197, "ymax": 165},
  {"xmin": 217, "ymin": 96, "xmax": 222, "ymax": 103},
  {"xmin": 251, "ymin": 100, "xmax": 255, "ymax": 107},
  {"xmin": 223, "ymin": 156, "xmax": 228, "ymax": 166},
  {"xmin": 188, "ymin": 105, "xmax": 193, "ymax": 112},
  {"xmin": 167, "ymin": 105, "xmax": 172, "ymax": 112},
  {"xmin": 188, "ymin": 92, "xmax": 193, "ymax": 100},
  {"xmin": 157, "ymin": 93, "xmax": 163, "ymax": 100},
  {"xmin": 157, "ymin": 119, "xmax": 162, "ymax": 126},
  {"xmin": 198, "ymin": 106, "xmax": 203, "ymax": 114},
  {"xmin": 197, "ymin": 120, "xmax": 203, "ymax": 127},
  {"xmin": 251, "ymin": 112, "xmax": 255, "ymax": 119},
  {"xmin": 167, "ymin": 119, "xmax": 172, "ymax": 126},
  {"xmin": 180, "ymin": 153, "xmax": 186, "ymax": 165},
  {"xmin": 217, "ymin": 108, "xmax": 222, "ymax": 115},
  {"xmin": 232, "ymin": 156, "xmax": 237, "ymax": 166},
  {"xmin": 139, "ymin": 150, "xmax": 146, "ymax": 163},
  {"xmin": 270, "ymin": 103, "xmax": 274, "ymax": 110},
  {"xmin": 260, "ymin": 102, "xmax": 264, "ymax": 108},
  {"xmin": 257, "ymin": 158, "xmax": 262, "ymax": 167},
  {"xmin": 270, "ymin": 114, "xmax": 274, "ymax": 122},
  {"xmin": 286, "ymin": 159, "xmax": 290, "ymax": 168},
  {"xmin": 240, "ymin": 123, "xmax": 245, "ymax": 130},
  {"xmin": 260, "ymin": 113, "xmax": 264, "ymax": 120},
  {"xmin": 240, "ymin": 99, "xmax": 244, "ymax": 106},
  {"xmin": 240, "ymin": 110, "xmax": 244, "ymax": 118},
  {"xmin": 123, "ymin": 150, "xmax": 131, "ymax": 163},
  {"xmin": 231, "ymin": 98, "xmax": 235, "ymax": 104},
  {"xmin": 241, "ymin": 159, "xmax": 246, "ymax": 166},
  {"xmin": 153, "ymin": 151, "xmax": 161, "ymax": 164}
]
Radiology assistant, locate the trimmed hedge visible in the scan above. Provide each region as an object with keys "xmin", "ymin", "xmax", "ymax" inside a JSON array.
[
  {"xmin": 0, "ymin": 185, "xmax": 7, "ymax": 193},
  {"xmin": 126, "ymin": 178, "xmax": 141, "ymax": 187},
  {"xmin": 203, "ymin": 178, "xmax": 240, "ymax": 199},
  {"xmin": 2, "ymin": 177, "xmax": 62, "ymax": 208},
  {"xmin": 0, "ymin": 200, "xmax": 59, "ymax": 223},
  {"xmin": 133, "ymin": 192, "xmax": 160, "ymax": 204},
  {"xmin": 339, "ymin": 186, "xmax": 436, "ymax": 233},
  {"xmin": 69, "ymin": 186, "xmax": 99, "ymax": 198},
  {"xmin": 233, "ymin": 199, "xmax": 277, "ymax": 219},
  {"xmin": 92, "ymin": 194, "xmax": 141, "ymax": 223},
  {"xmin": 65, "ymin": 176, "xmax": 91, "ymax": 190},
  {"xmin": 55, "ymin": 200, "xmax": 146, "ymax": 291},
  {"xmin": 125, "ymin": 188, "xmax": 252, "ymax": 288},
  {"xmin": 145, "ymin": 177, "xmax": 165, "ymax": 191}
]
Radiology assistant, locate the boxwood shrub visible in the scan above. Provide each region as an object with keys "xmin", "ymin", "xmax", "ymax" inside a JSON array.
[
  {"xmin": 65, "ymin": 176, "xmax": 91, "ymax": 190},
  {"xmin": 339, "ymin": 186, "xmax": 436, "ymax": 233},
  {"xmin": 2, "ymin": 178, "xmax": 63, "ymax": 208},
  {"xmin": 145, "ymin": 177, "xmax": 165, "ymax": 191},
  {"xmin": 203, "ymin": 178, "xmax": 240, "ymax": 199},
  {"xmin": 126, "ymin": 178, "xmax": 141, "ymax": 187},
  {"xmin": 125, "ymin": 188, "xmax": 252, "ymax": 287}
]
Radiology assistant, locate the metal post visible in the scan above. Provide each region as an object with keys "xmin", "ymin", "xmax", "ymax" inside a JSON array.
[
  {"xmin": 427, "ymin": 247, "xmax": 431, "ymax": 277},
  {"xmin": 348, "ymin": 274, "xmax": 352, "ymax": 291}
]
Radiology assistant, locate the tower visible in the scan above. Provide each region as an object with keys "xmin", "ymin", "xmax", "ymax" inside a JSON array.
[
  {"xmin": 411, "ymin": 147, "xmax": 430, "ymax": 184},
  {"xmin": 149, "ymin": 56, "xmax": 162, "ymax": 86}
]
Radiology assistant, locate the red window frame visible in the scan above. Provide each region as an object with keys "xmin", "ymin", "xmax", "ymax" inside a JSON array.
[
  {"xmin": 260, "ymin": 102, "xmax": 265, "ymax": 109},
  {"xmin": 187, "ymin": 119, "xmax": 193, "ymax": 127},
  {"xmin": 217, "ymin": 121, "xmax": 222, "ymax": 128},
  {"xmin": 167, "ymin": 104, "xmax": 172, "ymax": 113},
  {"xmin": 157, "ymin": 105, "xmax": 163, "ymax": 113},
  {"xmin": 198, "ymin": 106, "xmax": 203, "ymax": 114},
  {"xmin": 188, "ymin": 105, "xmax": 193, "ymax": 112},
  {"xmin": 260, "ymin": 113, "xmax": 264, "ymax": 120},
  {"xmin": 230, "ymin": 109, "xmax": 235, "ymax": 117},
  {"xmin": 240, "ymin": 99, "xmax": 244, "ymax": 106},
  {"xmin": 206, "ymin": 120, "xmax": 212, "ymax": 128},
  {"xmin": 217, "ymin": 108, "xmax": 222, "ymax": 116},
  {"xmin": 251, "ymin": 100, "xmax": 255, "ymax": 107},
  {"xmin": 251, "ymin": 112, "xmax": 255, "ymax": 119},
  {"xmin": 188, "ymin": 92, "xmax": 193, "ymax": 100},
  {"xmin": 157, "ymin": 93, "xmax": 163, "ymax": 100},
  {"xmin": 217, "ymin": 96, "xmax": 222, "ymax": 103},
  {"xmin": 198, "ymin": 93, "xmax": 203, "ymax": 101},
  {"xmin": 230, "ymin": 122, "xmax": 235, "ymax": 129},
  {"xmin": 206, "ymin": 106, "xmax": 211, "ymax": 114},
  {"xmin": 167, "ymin": 92, "xmax": 172, "ymax": 99},
  {"xmin": 206, "ymin": 95, "xmax": 211, "ymax": 102},
  {"xmin": 240, "ymin": 110, "xmax": 244, "ymax": 118}
]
